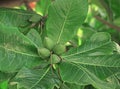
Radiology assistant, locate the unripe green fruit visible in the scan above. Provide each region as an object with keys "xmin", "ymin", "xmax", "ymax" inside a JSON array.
[
  {"xmin": 43, "ymin": 37, "xmax": 55, "ymax": 50},
  {"xmin": 51, "ymin": 54, "xmax": 61, "ymax": 64},
  {"xmin": 53, "ymin": 44, "xmax": 66, "ymax": 55},
  {"xmin": 29, "ymin": 14, "xmax": 41, "ymax": 23},
  {"xmin": 38, "ymin": 48, "xmax": 51, "ymax": 59}
]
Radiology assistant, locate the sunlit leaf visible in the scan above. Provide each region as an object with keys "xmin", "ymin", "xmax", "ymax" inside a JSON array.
[
  {"xmin": 0, "ymin": 80, "xmax": 8, "ymax": 89},
  {"xmin": 36, "ymin": 0, "xmax": 51, "ymax": 16}
]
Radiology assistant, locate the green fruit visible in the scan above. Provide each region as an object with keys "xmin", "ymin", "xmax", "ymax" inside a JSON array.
[
  {"xmin": 38, "ymin": 48, "xmax": 51, "ymax": 58},
  {"xmin": 53, "ymin": 44, "xmax": 66, "ymax": 55},
  {"xmin": 51, "ymin": 54, "xmax": 61, "ymax": 64},
  {"xmin": 29, "ymin": 14, "xmax": 41, "ymax": 23},
  {"xmin": 43, "ymin": 37, "xmax": 55, "ymax": 50}
]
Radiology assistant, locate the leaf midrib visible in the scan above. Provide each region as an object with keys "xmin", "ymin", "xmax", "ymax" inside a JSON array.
[
  {"xmin": 57, "ymin": 1, "xmax": 73, "ymax": 43},
  {"xmin": 72, "ymin": 62, "xmax": 119, "ymax": 86},
  {"xmin": 30, "ymin": 67, "xmax": 50, "ymax": 89},
  {"xmin": 62, "ymin": 42, "xmax": 112, "ymax": 58},
  {"xmin": 0, "ymin": 10, "xmax": 33, "ymax": 15},
  {"xmin": 78, "ymin": 64, "xmax": 115, "ymax": 89},
  {"xmin": 68, "ymin": 59, "xmax": 120, "ymax": 67},
  {"xmin": 0, "ymin": 45, "xmax": 39, "ymax": 57}
]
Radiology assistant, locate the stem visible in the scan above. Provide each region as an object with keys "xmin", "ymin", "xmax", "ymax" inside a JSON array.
[
  {"xmin": 23, "ymin": 0, "xmax": 32, "ymax": 11},
  {"xmin": 94, "ymin": 15, "xmax": 120, "ymax": 32}
]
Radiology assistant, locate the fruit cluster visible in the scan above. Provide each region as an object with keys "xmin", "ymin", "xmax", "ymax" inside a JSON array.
[{"xmin": 38, "ymin": 37, "xmax": 66, "ymax": 64}]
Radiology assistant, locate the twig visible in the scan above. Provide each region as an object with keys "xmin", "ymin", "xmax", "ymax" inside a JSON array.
[
  {"xmin": 94, "ymin": 15, "xmax": 120, "ymax": 32},
  {"xmin": 23, "ymin": 0, "xmax": 32, "ymax": 11}
]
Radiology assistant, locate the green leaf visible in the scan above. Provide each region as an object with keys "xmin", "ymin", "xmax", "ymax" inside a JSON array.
[
  {"xmin": 116, "ymin": 73, "xmax": 120, "ymax": 79},
  {"xmin": 36, "ymin": 0, "xmax": 51, "ymax": 16},
  {"xmin": 62, "ymin": 32, "xmax": 120, "ymax": 68},
  {"xmin": 107, "ymin": 0, "xmax": 120, "ymax": 18},
  {"xmin": 0, "ymin": 25, "xmax": 41, "ymax": 72},
  {"xmin": 62, "ymin": 32, "xmax": 113, "ymax": 57},
  {"xmin": 63, "ymin": 54, "xmax": 120, "ymax": 67},
  {"xmin": 46, "ymin": 0, "xmax": 88, "ymax": 44},
  {"xmin": 80, "ymin": 26, "xmax": 97, "ymax": 42},
  {"xmin": 59, "ymin": 62, "xmax": 117, "ymax": 89},
  {"xmin": 59, "ymin": 62, "xmax": 89, "ymax": 85},
  {"xmin": 59, "ymin": 32, "xmax": 120, "ymax": 89},
  {"xmin": 0, "ymin": 7, "xmax": 42, "ymax": 34},
  {"xmin": 26, "ymin": 29, "xmax": 43, "ymax": 48},
  {"xmin": 0, "ymin": 72, "xmax": 14, "ymax": 82},
  {"xmin": 60, "ymin": 83, "xmax": 85, "ymax": 89},
  {"xmin": 15, "ymin": 67, "xmax": 60, "ymax": 89},
  {"xmin": 0, "ymin": 8, "xmax": 33, "ymax": 27},
  {"xmin": 0, "ymin": 80, "xmax": 8, "ymax": 89},
  {"xmin": 61, "ymin": 33, "xmax": 120, "ymax": 79},
  {"xmin": 8, "ymin": 84, "xmax": 17, "ymax": 89},
  {"xmin": 106, "ymin": 75, "xmax": 120, "ymax": 88},
  {"xmin": 98, "ymin": 0, "xmax": 113, "ymax": 21}
]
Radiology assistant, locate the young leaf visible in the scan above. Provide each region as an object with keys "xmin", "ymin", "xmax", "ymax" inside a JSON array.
[{"xmin": 46, "ymin": 0, "xmax": 88, "ymax": 44}]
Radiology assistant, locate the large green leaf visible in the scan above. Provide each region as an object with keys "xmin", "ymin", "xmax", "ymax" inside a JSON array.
[
  {"xmin": 63, "ymin": 54, "xmax": 120, "ymax": 67},
  {"xmin": 59, "ymin": 32, "xmax": 120, "ymax": 89},
  {"xmin": 15, "ymin": 67, "xmax": 60, "ymax": 89},
  {"xmin": 59, "ymin": 62, "xmax": 117, "ymax": 89},
  {"xmin": 62, "ymin": 32, "xmax": 113, "ymax": 57},
  {"xmin": 0, "ymin": 25, "xmax": 41, "ymax": 72},
  {"xmin": 46, "ymin": 0, "xmax": 88, "ymax": 44},
  {"xmin": 62, "ymin": 33, "xmax": 120, "ymax": 69}
]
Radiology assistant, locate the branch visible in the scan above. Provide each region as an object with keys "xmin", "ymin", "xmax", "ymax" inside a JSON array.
[
  {"xmin": 94, "ymin": 15, "xmax": 120, "ymax": 32},
  {"xmin": 23, "ymin": 0, "xmax": 32, "ymax": 11},
  {"xmin": 99, "ymin": 0, "xmax": 113, "ymax": 21}
]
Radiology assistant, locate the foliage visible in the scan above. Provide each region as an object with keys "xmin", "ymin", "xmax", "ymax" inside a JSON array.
[{"xmin": 0, "ymin": 0, "xmax": 120, "ymax": 89}]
